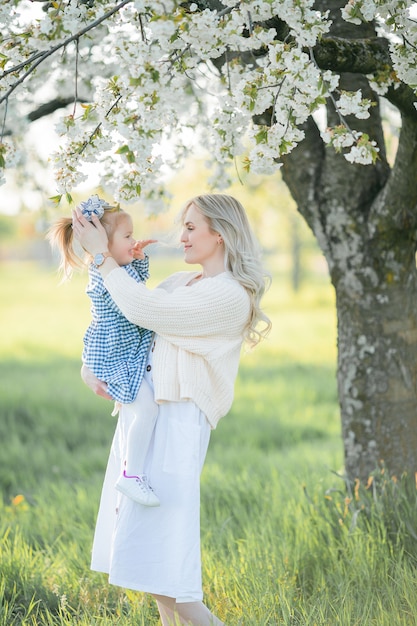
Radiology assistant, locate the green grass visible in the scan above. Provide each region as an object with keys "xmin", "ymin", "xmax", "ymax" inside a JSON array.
[{"xmin": 1, "ymin": 259, "xmax": 417, "ymax": 625}]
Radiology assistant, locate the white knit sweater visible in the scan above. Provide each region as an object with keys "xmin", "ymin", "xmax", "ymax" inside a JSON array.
[{"xmin": 104, "ymin": 268, "xmax": 250, "ymax": 428}]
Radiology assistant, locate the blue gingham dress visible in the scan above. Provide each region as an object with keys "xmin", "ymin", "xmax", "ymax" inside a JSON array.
[{"xmin": 82, "ymin": 257, "xmax": 153, "ymax": 404}]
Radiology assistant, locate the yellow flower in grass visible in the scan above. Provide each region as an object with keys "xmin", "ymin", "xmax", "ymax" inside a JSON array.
[
  {"xmin": 10, "ymin": 494, "xmax": 29, "ymax": 513},
  {"xmin": 11, "ymin": 494, "xmax": 25, "ymax": 507}
]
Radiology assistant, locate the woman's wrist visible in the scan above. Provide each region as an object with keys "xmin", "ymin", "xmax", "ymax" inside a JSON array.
[
  {"xmin": 93, "ymin": 251, "xmax": 112, "ymax": 267},
  {"xmin": 98, "ymin": 255, "xmax": 119, "ymax": 278}
]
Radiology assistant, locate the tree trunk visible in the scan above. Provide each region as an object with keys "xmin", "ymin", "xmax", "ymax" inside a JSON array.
[
  {"xmin": 334, "ymin": 238, "xmax": 417, "ymax": 480},
  {"xmin": 280, "ymin": 2, "xmax": 417, "ymax": 482},
  {"xmin": 290, "ymin": 214, "xmax": 301, "ymax": 292},
  {"xmin": 283, "ymin": 134, "xmax": 417, "ymax": 481}
]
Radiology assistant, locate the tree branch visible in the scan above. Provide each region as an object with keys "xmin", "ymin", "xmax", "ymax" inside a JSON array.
[
  {"xmin": 313, "ymin": 36, "xmax": 417, "ymax": 119},
  {"xmin": 0, "ymin": 97, "xmax": 88, "ymax": 136},
  {"xmin": 371, "ymin": 113, "xmax": 417, "ymax": 232},
  {"xmin": 313, "ymin": 36, "xmax": 391, "ymax": 74},
  {"xmin": 280, "ymin": 116, "xmax": 324, "ymax": 232},
  {"xmin": 385, "ymin": 83, "xmax": 417, "ymax": 119},
  {"xmin": 27, "ymin": 97, "xmax": 87, "ymax": 122},
  {"xmin": 0, "ymin": 0, "xmax": 133, "ymax": 106}
]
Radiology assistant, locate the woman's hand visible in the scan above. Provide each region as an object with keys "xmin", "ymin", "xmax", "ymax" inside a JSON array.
[
  {"xmin": 81, "ymin": 364, "xmax": 112, "ymax": 400},
  {"xmin": 72, "ymin": 206, "xmax": 110, "ymax": 256}
]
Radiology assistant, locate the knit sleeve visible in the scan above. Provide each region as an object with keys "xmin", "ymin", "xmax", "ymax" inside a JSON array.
[{"xmin": 104, "ymin": 267, "xmax": 250, "ymax": 339}]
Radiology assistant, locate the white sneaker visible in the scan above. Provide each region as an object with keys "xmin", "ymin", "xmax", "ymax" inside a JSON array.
[{"xmin": 115, "ymin": 472, "xmax": 160, "ymax": 507}]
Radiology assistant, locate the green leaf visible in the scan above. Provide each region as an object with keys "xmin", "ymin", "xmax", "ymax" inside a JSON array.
[
  {"xmin": 254, "ymin": 127, "xmax": 268, "ymax": 144},
  {"xmin": 115, "ymin": 145, "xmax": 130, "ymax": 154},
  {"xmin": 116, "ymin": 145, "xmax": 135, "ymax": 163},
  {"xmin": 129, "ymin": 77, "xmax": 142, "ymax": 87},
  {"xmin": 49, "ymin": 195, "xmax": 62, "ymax": 205}
]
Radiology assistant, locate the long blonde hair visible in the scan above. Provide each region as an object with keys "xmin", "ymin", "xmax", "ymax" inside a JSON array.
[
  {"xmin": 183, "ymin": 194, "xmax": 271, "ymax": 347},
  {"xmin": 46, "ymin": 204, "xmax": 123, "ymax": 279}
]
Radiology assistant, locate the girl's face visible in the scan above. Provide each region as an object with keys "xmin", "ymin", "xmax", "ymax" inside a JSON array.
[
  {"xmin": 180, "ymin": 203, "xmax": 223, "ymax": 269},
  {"xmin": 108, "ymin": 214, "xmax": 136, "ymax": 266}
]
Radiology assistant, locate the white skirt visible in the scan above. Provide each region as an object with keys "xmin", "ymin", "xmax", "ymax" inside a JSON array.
[{"xmin": 90, "ymin": 363, "xmax": 212, "ymax": 602}]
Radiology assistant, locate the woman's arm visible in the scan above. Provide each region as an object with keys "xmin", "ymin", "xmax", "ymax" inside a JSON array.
[
  {"xmin": 73, "ymin": 206, "xmax": 250, "ymax": 339},
  {"xmin": 104, "ymin": 269, "xmax": 250, "ymax": 339}
]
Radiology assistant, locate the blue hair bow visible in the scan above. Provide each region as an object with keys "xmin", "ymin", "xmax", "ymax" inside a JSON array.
[{"xmin": 79, "ymin": 195, "xmax": 110, "ymax": 221}]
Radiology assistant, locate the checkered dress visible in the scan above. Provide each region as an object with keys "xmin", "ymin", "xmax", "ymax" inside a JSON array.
[{"xmin": 82, "ymin": 257, "xmax": 153, "ymax": 404}]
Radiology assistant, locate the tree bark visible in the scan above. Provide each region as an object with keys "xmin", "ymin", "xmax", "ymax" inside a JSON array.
[
  {"xmin": 280, "ymin": 2, "xmax": 417, "ymax": 481},
  {"xmin": 335, "ymin": 262, "xmax": 417, "ymax": 479}
]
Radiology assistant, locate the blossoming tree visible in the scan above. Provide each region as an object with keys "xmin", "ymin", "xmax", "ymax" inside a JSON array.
[{"xmin": 2, "ymin": 0, "xmax": 417, "ymax": 481}]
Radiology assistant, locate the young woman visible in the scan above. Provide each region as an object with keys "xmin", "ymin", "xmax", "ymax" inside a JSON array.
[{"xmin": 73, "ymin": 193, "xmax": 271, "ymax": 626}]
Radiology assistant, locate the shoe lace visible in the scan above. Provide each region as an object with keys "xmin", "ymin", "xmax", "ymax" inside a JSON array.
[
  {"xmin": 136, "ymin": 474, "xmax": 153, "ymax": 492},
  {"xmin": 139, "ymin": 474, "xmax": 155, "ymax": 492}
]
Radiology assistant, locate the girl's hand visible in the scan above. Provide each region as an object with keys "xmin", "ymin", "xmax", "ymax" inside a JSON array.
[
  {"xmin": 81, "ymin": 365, "xmax": 112, "ymax": 400},
  {"xmin": 132, "ymin": 239, "xmax": 158, "ymax": 260},
  {"xmin": 72, "ymin": 207, "xmax": 110, "ymax": 255}
]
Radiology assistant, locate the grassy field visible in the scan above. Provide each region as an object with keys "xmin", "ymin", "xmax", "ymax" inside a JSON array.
[{"xmin": 1, "ymin": 258, "xmax": 417, "ymax": 625}]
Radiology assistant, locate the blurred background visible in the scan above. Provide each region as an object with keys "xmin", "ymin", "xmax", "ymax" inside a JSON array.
[
  {"xmin": 1, "ymin": 155, "xmax": 326, "ymax": 284},
  {"xmin": 0, "ymin": 156, "xmax": 344, "ymax": 625}
]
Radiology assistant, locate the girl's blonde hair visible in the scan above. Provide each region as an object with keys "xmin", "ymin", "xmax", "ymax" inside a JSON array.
[
  {"xmin": 46, "ymin": 204, "xmax": 124, "ymax": 279},
  {"xmin": 183, "ymin": 193, "xmax": 271, "ymax": 347}
]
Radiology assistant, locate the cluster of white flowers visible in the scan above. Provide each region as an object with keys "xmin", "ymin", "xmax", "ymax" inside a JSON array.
[
  {"xmin": 344, "ymin": 140, "xmax": 379, "ymax": 165},
  {"xmin": 391, "ymin": 40, "xmax": 417, "ymax": 90},
  {"xmin": 336, "ymin": 90, "xmax": 372, "ymax": 119},
  {"xmin": 321, "ymin": 126, "xmax": 379, "ymax": 164},
  {"xmin": 341, "ymin": 0, "xmax": 375, "ymax": 24},
  {"xmin": 0, "ymin": 0, "xmax": 416, "ymax": 205},
  {"xmin": 342, "ymin": 0, "xmax": 417, "ymax": 91}
]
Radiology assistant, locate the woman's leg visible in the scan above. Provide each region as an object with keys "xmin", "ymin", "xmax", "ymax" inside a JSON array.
[
  {"xmin": 153, "ymin": 595, "xmax": 225, "ymax": 626},
  {"xmin": 153, "ymin": 595, "xmax": 178, "ymax": 626}
]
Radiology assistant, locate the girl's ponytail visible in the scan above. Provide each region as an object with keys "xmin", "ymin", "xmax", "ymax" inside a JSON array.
[
  {"xmin": 47, "ymin": 195, "xmax": 122, "ymax": 280},
  {"xmin": 46, "ymin": 216, "xmax": 83, "ymax": 280}
]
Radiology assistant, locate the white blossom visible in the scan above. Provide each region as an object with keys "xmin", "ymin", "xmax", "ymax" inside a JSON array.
[
  {"xmin": 344, "ymin": 140, "xmax": 379, "ymax": 165},
  {"xmin": 0, "ymin": 0, "xmax": 416, "ymax": 197},
  {"xmin": 337, "ymin": 90, "xmax": 372, "ymax": 119}
]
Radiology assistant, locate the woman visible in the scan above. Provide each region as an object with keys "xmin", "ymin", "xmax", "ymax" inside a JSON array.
[{"xmin": 73, "ymin": 194, "xmax": 271, "ymax": 626}]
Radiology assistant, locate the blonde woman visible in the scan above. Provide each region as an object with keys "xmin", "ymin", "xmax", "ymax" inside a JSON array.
[{"xmin": 73, "ymin": 194, "xmax": 271, "ymax": 626}]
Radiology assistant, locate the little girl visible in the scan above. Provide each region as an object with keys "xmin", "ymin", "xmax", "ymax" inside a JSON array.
[{"xmin": 47, "ymin": 195, "xmax": 159, "ymax": 507}]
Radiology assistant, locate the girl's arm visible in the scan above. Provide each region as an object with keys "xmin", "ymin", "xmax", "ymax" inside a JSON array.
[
  {"xmin": 131, "ymin": 240, "xmax": 156, "ymax": 280},
  {"xmin": 131, "ymin": 255, "xmax": 150, "ymax": 282},
  {"xmin": 132, "ymin": 240, "xmax": 157, "ymax": 260}
]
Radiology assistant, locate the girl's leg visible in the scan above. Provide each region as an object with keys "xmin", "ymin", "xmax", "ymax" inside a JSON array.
[
  {"xmin": 125, "ymin": 378, "xmax": 158, "ymax": 475},
  {"xmin": 153, "ymin": 595, "xmax": 225, "ymax": 626},
  {"xmin": 115, "ymin": 378, "xmax": 159, "ymax": 505}
]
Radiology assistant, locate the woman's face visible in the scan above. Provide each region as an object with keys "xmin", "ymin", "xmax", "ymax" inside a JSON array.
[
  {"xmin": 108, "ymin": 214, "xmax": 136, "ymax": 266},
  {"xmin": 180, "ymin": 203, "xmax": 222, "ymax": 268}
]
